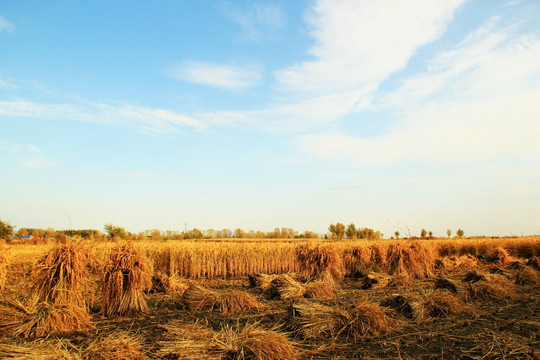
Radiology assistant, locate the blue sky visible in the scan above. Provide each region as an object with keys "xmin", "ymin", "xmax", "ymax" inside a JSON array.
[{"xmin": 1, "ymin": 0, "xmax": 540, "ymax": 237}]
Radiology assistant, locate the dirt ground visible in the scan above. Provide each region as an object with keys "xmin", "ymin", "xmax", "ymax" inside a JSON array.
[{"xmin": 1, "ymin": 257, "xmax": 539, "ymax": 359}]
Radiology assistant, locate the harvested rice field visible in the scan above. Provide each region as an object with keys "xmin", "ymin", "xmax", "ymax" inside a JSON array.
[{"xmin": 0, "ymin": 237, "xmax": 539, "ymax": 359}]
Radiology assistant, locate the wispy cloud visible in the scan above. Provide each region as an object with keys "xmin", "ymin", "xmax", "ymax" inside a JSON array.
[
  {"xmin": 168, "ymin": 61, "xmax": 262, "ymax": 91},
  {"xmin": 21, "ymin": 158, "xmax": 56, "ymax": 168},
  {"xmin": 0, "ymin": 99, "xmax": 205, "ymax": 133},
  {"xmin": 0, "ymin": 16, "xmax": 14, "ymax": 32},
  {"xmin": 296, "ymin": 17, "xmax": 540, "ymax": 164},
  {"xmin": 222, "ymin": 1, "xmax": 285, "ymax": 42},
  {"xmin": 111, "ymin": 171, "xmax": 153, "ymax": 177}
]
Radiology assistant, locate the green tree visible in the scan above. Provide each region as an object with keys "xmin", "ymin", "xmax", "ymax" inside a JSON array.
[
  {"xmin": 456, "ymin": 229, "xmax": 464, "ymax": 238},
  {"xmin": 446, "ymin": 229, "xmax": 451, "ymax": 238},
  {"xmin": 104, "ymin": 224, "xmax": 127, "ymax": 239},
  {"xmin": 345, "ymin": 223, "xmax": 357, "ymax": 239},
  {"xmin": 0, "ymin": 219, "xmax": 14, "ymax": 239},
  {"xmin": 420, "ymin": 229, "xmax": 427, "ymax": 238},
  {"xmin": 328, "ymin": 222, "xmax": 345, "ymax": 240}
]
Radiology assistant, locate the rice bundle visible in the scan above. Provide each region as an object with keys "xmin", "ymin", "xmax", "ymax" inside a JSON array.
[
  {"xmin": 83, "ymin": 331, "xmax": 149, "ymax": 360},
  {"xmin": 490, "ymin": 247, "xmax": 510, "ymax": 265},
  {"xmin": 515, "ymin": 267, "xmax": 540, "ymax": 285},
  {"xmin": 386, "ymin": 241, "xmax": 434, "ymax": 278},
  {"xmin": 9, "ymin": 296, "xmax": 94, "ymax": 338},
  {"xmin": 248, "ymin": 273, "xmax": 281, "ymax": 290},
  {"xmin": 101, "ymin": 242, "xmax": 152, "ymax": 316},
  {"xmin": 466, "ymin": 274, "xmax": 518, "ymax": 301},
  {"xmin": 185, "ymin": 286, "xmax": 259, "ymax": 314},
  {"xmin": 303, "ymin": 281, "xmax": 338, "ymax": 300},
  {"xmin": 343, "ymin": 245, "xmax": 371, "ymax": 275},
  {"xmin": 292, "ymin": 297, "xmax": 393, "ymax": 340},
  {"xmin": 158, "ymin": 320, "xmax": 219, "ymax": 360},
  {"xmin": 0, "ymin": 339, "xmax": 79, "ymax": 360},
  {"xmin": 261, "ymin": 274, "xmax": 338, "ymax": 300},
  {"xmin": 368, "ymin": 243, "xmax": 387, "ymax": 270},
  {"xmin": 151, "ymin": 271, "xmax": 188, "ymax": 296},
  {"xmin": 411, "ymin": 289, "xmax": 470, "ymax": 320},
  {"xmin": 33, "ymin": 242, "xmax": 89, "ymax": 307},
  {"xmin": 213, "ymin": 322, "xmax": 299, "ymax": 360},
  {"xmin": 296, "ymin": 244, "xmax": 344, "ymax": 284}
]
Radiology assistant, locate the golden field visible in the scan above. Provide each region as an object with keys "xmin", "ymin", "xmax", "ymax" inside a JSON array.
[{"xmin": 0, "ymin": 236, "xmax": 539, "ymax": 359}]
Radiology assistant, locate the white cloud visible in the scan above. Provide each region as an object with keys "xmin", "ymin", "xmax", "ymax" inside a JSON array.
[
  {"xmin": 0, "ymin": 16, "xmax": 14, "ymax": 32},
  {"xmin": 0, "ymin": 100, "xmax": 205, "ymax": 133},
  {"xmin": 222, "ymin": 2, "xmax": 285, "ymax": 42},
  {"xmin": 168, "ymin": 61, "xmax": 262, "ymax": 90},
  {"xmin": 21, "ymin": 158, "xmax": 56, "ymax": 168},
  {"xmin": 296, "ymin": 17, "xmax": 540, "ymax": 165},
  {"xmin": 27, "ymin": 144, "xmax": 41, "ymax": 152},
  {"xmin": 275, "ymin": 0, "xmax": 467, "ymax": 97},
  {"xmin": 111, "ymin": 171, "xmax": 152, "ymax": 177}
]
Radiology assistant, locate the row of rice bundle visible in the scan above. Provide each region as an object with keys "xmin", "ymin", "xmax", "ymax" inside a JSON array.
[
  {"xmin": 101, "ymin": 242, "xmax": 152, "ymax": 316},
  {"xmin": 0, "ymin": 242, "xmax": 9, "ymax": 291},
  {"xmin": 292, "ymin": 297, "xmax": 393, "ymax": 340},
  {"xmin": 387, "ymin": 241, "xmax": 434, "ymax": 278},
  {"xmin": 184, "ymin": 285, "xmax": 259, "ymax": 315},
  {"xmin": 296, "ymin": 244, "xmax": 344, "ymax": 284}
]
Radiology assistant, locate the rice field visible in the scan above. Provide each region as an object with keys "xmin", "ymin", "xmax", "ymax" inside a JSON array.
[{"xmin": 0, "ymin": 236, "xmax": 539, "ymax": 359}]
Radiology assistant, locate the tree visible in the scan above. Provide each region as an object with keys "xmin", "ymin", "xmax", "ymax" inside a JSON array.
[
  {"xmin": 456, "ymin": 229, "xmax": 464, "ymax": 238},
  {"xmin": 428, "ymin": 231, "xmax": 433, "ymax": 238},
  {"xmin": 328, "ymin": 223, "xmax": 345, "ymax": 240},
  {"xmin": 447, "ymin": 229, "xmax": 451, "ymax": 238},
  {"xmin": 0, "ymin": 219, "xmax": 14, "ymax": 239},
  {"xmin": 104, "ymin": 224, "xmax": 128, "ymax": 239},
  {"xmin": 420, "ymin": 229, "xmax": 427, "ymax": 238},
  {"xmin": 345, "ymin": 223, "xmax": 357, "ymax": 239},
  {"xmin": 394, "ymin": 231, "xmax": 400, "ymax": 239}
]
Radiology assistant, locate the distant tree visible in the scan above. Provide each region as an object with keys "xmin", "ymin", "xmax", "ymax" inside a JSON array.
[
  {"xmin": 456, "ymin": 229, "xmax": 464, "ymax": 238},
  {"xmin": 394, "ymin": 231, "xmax": 400, "ymax": 239},
  {"xmin": 104, "ymin": 224, "xmax": 128, "ymax": 239},
  {"xmin": 420, "ymin": 229, "xmax": 427, "ymax": 238},
  {"xmin": 345, "ymin": 223, "xmax": 357, "ymax": 239},
  {"xmin": 0, "ymin": 219, "xmax": 14, "ymax": 239},
  {"xmin": 328, "ymin": 223, "xmax": 345, "ymax": 240},
  {"xmin": 428, "ymin": 231, "xmax": 433, "ymax": 238},
  {"xmin": 234, "ymin": 228, "xmax": 245, "ymax": 238},
  {"xmin": 447, "ymin": 229, "xmax": 451, "ymax": 238},
  {"xmin": 301, "ymin": 231, "xmax": 319, "ymax": 239},
  {"xmin": 357, "ymin": 228, "xmax": 382, "ymax": 240}
]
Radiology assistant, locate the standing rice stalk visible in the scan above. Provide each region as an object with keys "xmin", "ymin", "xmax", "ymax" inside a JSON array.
[
  {"xmin": 101, "ymin": 242, "xmax": 152, "ymax": 316},
  {"xmin": 296, "ymin": 244, "xmax": 344, "ymax": 284}
]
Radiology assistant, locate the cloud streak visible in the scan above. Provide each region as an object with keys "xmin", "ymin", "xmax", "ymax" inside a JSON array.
[
  {"xmin": 0, "ymin": 16, "xmax": 14, "ymax": 32},
  {"xmin": 168, "ymin": 61, "xmax": 262, "ymax": 90}
]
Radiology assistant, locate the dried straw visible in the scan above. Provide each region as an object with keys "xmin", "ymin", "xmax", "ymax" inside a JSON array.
[
  {"xmin": 514, "ymin": 266, "xmax": 540, "ymax": 285},
  {"xmin": 83, "ymin": 331, "xmax": 150, "ymax": 360},
  {"xmin": 387, "ymin": 241, "xmax": 434, "ymax": 278},
  {"xmin": 0, "ymin": 242, "xmax": 9, "ymax": 291},
  {"xmin": 158, "ymin": 320, "xmax": 219, "ymax": 360},
  {"xmin": 185, "ymin": 286, "xmax": 259, "ymax": 314},
  {"xmin": 101, "ymin": 242, "xmax": 152, "ymax": 316},
  {"xmin": 411, "ymin": 289, "xmax": 471, "ymax": 320},
  {"xmin": 296, "ymin": 244, "xmax": 344, "ymax": 284}
]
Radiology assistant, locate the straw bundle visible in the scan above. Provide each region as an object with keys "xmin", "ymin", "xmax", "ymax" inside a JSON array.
[
  {"xmin": 343, "ymin": 245, "xmax": 371, "ymax": 275},
  {"xmin": 151, "ymin": 271, "xmax": 188, "ymax": 296},
  {"xmin": 303, "ymin": 281, "xmax": 338, "ymax": 300},
  {"xmin": 368, "ymin": 243, "xmax": 387, "ymax": 270},
  {"xmin": 466, "ymin": 274, "xmax": 518, "ymax": 301},
  {"xmin": 387, "ymin": 241, "xmax": 434, "ymax": 278},
  {"xmin": 292, "ymin": 297, "xmax": 393, "ymax": 340},
  {"xmin": 515, "ymin": 266, "xmax": 540, "ymax": 285},
  {"xmin": 83, "ymin": 331, "xmax": 149, "ymax": 360},
  {"xmin": 0, "ymin": 339, "xmax": 80, "ymax": 360},
  {"xmin": 33, "ymin": 242, "xmax": 89, "ymax": 307},
  {"xmin": 248, "ymin": 273, "xmax": 281, "ymax": 290},
  {"xmin": 213, "ymin": 322, "xmax": 299, "ymax": 360},
  {"xmin": 262, "ymin": 274, "xmax": 338, "ymax": 300},
  {"xmin": 101, "ymin": 242, "xmax": 152, "ymax": 316},
  {"xmin": 411, "ymin": 289, "xmax": 470, "ymax": 320},
  {"xmin": 8, "ymin": 296, "xmax": 94, "ymax": 338},
  {"xmin": 185, "ymin": 286, "xmax": 259, "ymax": 314},
  {"xmin": 489, "ymin": 247, "xmax": 510, "ymax": 265},
  {"xmin": 296, "ymin": 244, "xmax": 344, "ymax": 284},
  {"xmin": 158, "ymin": 320, "xmax": 219, "ymax": 360}
]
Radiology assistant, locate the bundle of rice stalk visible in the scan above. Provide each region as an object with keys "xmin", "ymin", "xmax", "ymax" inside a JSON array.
[
  {"xmin": 185, "ymin": 286, "xmax": 259, "ymax": 315},
  {"xmin": 386, "ymin": 241, "xmax": 434, "ymax": 278},
  {"xmin": 248, "ymin": 273, "xmax": 280, "ymax": 290},
  {"xmin": 343, "ymin": 245, "xmax": 371, "ymax": 275},
  {"xmin": 489, "ymin": 247, "xmax": 511, "ymax": 265},
  {"xmin": 515, "ymin": 267, "xmax": 540, "ymax": 285},
  {"xmin": 303, "ymin": 281, "xmax": 338, "ymax": 300},
  {"xmin": 10, "ymin": 296, "xmax": 94, "ymax": 338},
  {"xmin": 411, "ymin": 289, "xmax": 470, "ymax": 320},
  {"xmin": 83, "ymin": 331, "xmax": 149, "ymax": 360},
  {"xmin": 33, "ymin": 242, "xmax": 89, "ymax": 307},
  {"xmin": 296, "ymin": 244, "xmax": 344, "ymax": 284},
  {"xmin": 101, "ymin": 242, "xmax": 152, "ymax": 316},
  {"xmin": 369, "ymin": 243, "xmax": 387, "ymax": 270},
  {"xmin": 292, "ymin": 298, "xmax": 393, "ymax": 340},
  {"xmin": 212, "ymin": 322, "xmax": 299, "ymax": 360},
  {"xmin": 466, "ymin": 274, "xmax": 518, "ymax": 301},
  {"xmin": 265, "ymin": 274, "xmax": 305, "ymax": 300},
  {"xmin": 158, "ymin": 320, "xmax": 219, "ymax": 360},
  {"xmin": 151, "ymin": 271, "xmax": 188, "ymax": 297},
  {"xmin": 0, "ymin": 339, "xmax": 80, "ymax": 360}
]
